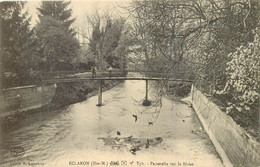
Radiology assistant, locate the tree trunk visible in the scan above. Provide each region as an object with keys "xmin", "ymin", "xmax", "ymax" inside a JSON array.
[
  {"xmin": 0, "ymin": 54, "xmax": 3, "ymax": 95},
  {"xmin": 50, "ymin": 63, "xmax": 53, "ymax": 73},
  {"xmin": 49, "ymin": 53, "xmax": 55, "ymax": 73}
]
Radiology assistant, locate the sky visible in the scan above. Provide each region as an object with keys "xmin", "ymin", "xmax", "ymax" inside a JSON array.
[
  {"xmin": 23, "ymin": 0, "xmax": 131, "ymax": 42},
  {"xmin": 24, "ymin": 0, "xmax": 130, "ymax": 25}
]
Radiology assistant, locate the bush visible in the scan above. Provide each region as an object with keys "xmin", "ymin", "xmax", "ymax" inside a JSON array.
[{"xmin": 217, "ymin": 29, "xmax": 259, "ymax": 115}]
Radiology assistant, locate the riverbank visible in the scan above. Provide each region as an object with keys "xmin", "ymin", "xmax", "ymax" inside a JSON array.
[
  {"xmin": 49, "ymin": 80, "xmax": 122, "ymax": 108},
  {"xmin": 0, "ymin": 80, "xmax": 122, "ymax": 121},
  {"xmin": 190, "ymin": 86, "xmax": 260, "ymax": 167}
]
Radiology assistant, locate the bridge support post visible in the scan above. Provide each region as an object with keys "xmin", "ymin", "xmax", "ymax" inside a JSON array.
[
  {"xmin": 96, "ymin": 81, "xmax": 102, "ymax": 106},
  {"xmin": 145, "ymin": 80, "xmax": 148, "ymax": 100},
  {"xmin": 142, "ymin": 80, "xmax": 151, "ymax": 106}
]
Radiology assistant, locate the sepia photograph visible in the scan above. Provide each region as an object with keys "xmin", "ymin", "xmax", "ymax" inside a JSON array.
[{"xmin": 0, "ymin": 0, "xmax": 259, "ymax": 167}]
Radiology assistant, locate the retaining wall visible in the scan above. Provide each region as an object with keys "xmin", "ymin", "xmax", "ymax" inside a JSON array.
[
  {"xmin": 0, "ymin": 84, "xmax": 56, "ymax": 117},
  {"xmin": 191, "ymin": 85, "xmax": 260, "ymax": 167}
]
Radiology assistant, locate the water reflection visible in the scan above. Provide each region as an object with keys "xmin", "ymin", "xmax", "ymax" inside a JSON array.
[{"xmin": 0, "ymin": 80, "xmax": 223, "ymax": 167}]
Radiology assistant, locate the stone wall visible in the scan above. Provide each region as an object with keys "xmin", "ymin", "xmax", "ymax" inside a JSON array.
[
  {"xmin": 0, "ymin": 84, "xmax": 56, "ymax": 117},
  {"xmin": 0, "ymin": 81, "xmax": 121, "ymax": 118},
  {"xmin": 191, "ymin": 85, "xmax": 260, "ymax": 167}
]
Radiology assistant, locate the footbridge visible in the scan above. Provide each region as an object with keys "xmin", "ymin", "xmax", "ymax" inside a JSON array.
[{"xmin": 42, "ymin": 71, "xmax": 194, "ymax": 106}]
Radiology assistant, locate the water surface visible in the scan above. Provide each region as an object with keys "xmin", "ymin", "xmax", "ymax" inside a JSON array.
[{"xmin": 0, "ymin": 80, "xmax": 223, "ymax": 167}]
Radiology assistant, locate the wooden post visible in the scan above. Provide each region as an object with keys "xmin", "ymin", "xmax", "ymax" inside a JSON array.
[
  {"xmin": 142, "ymin": 79, "xmax": 151, "ymax": 106},
  {"xmin": 145, "ymin": 80, "xmax": 148, "ymax": 100},
  {"xmin": 97, "ymin": 81, "xmax": 102, "ymax": 106}
]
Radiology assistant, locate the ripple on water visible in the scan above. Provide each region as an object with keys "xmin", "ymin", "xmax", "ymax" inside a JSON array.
[{"xmin": 0, "ymin": 81, "xmax": 223, "ymax": 167}]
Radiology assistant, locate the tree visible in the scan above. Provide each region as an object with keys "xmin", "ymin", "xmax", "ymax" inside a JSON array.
[
  {"xmin": 124, "ymin": 0, "xmax": 259, "ymax": 111},
  {"xmin": 102, "ymin": 18, "xmax": 126, "ymax": 68},
  {"xmin": 128, "ymin": 0, "xmax": 205, "ymax": 75},
  {"xmin": 35, "ymin": 17, "xmax": 79, "ymax": 72},
  {"xmin": 81, "ymin": 9, "xmax": 130, "ymax": 71},
  {"xmin": 112, "ymin": 23, "xmax": 134, "ymax": 72},
  {"xmin": 217, "ymin": 28, "xmax": 259, "ymax": 114},
  {"xmin": 0, "ymin": 1, "xmax": 35, "ymax": 86},
  {"xmin": 37, "ymin": 1, "xmax": 76, "ymax": 36},
  {"xmin": 191, "ymin": 0, "xmax": 259, "ymax": 92},
  {"xmin": 128, "ymin": 0, "xmax": 258, "ymax": 89},
  {"xmin": 36, "ymin": 1, "xmax": 79, "ymax": 72}
]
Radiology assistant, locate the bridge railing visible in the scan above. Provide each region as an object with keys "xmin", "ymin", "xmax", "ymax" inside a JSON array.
[
  {"xmin": 14, "ymin": 69, "xmax": 192, "ymax": 84},
  {"xmin": 127, "ymin": 70, "xmax": 193, "ymax": 79},
  {"xmin": 3, "ymin": 69, "xmax": 194, "ymax": 88},
  {"xmin": 42, "ymin": 70, "xmax": 192, "ymax": 80}
]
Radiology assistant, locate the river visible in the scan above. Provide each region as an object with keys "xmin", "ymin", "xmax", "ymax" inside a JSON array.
[{"xmin": 0, "ymin": 80, "xmax": 223, "ymax": 167}]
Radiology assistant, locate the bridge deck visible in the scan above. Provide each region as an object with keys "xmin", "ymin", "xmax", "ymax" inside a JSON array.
[{"xmin": 43, "ymin": 77, "xmax": 194, "ymax": 84}]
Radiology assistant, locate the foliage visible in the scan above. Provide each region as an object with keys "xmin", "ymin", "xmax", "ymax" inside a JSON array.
[
  {"xmin": 37, "ymin": 1, "xmax": 76, "ymax": 36},
  {"xmin": 129, "ymin": 0, "xmax": 258, "ymax": 81},
  {"xmin": 36, "ymin": 1, "xmax": 79, "ymax": 72},
  {"xmin": 102, "ymin": 19, "xmax": 125, "ymax": 67},
  {"xmin": 112, "ymin": 24, "xmax": 134, "ymax": 71},
  {"xmin": 83, "ymin": 11, "xmax": 130, "ymax": 71},
  {"xmin": 217, "ymin": 29, "xmax": 259, "ymax": 114},
  {"xmin": 0, "ymin": 1, "xmax": 35, "ymax": 86},
  {"xmin": 129, "ymin": 0, "xmax": 258, "ymax": 90},
  {"xmin": 73, "ymin": 44, "xmax": 95, "ymax": 70},
  {"xmin": 192, "ymin": 0, "xmax": 259, "ymax": 92},
  {"xmin": 128, "ymin": 0, "xmax": 259, "ymax": 130},
  {"xmin": 35, "ymin": 17, "xmax": 79, "ymax": 72}
]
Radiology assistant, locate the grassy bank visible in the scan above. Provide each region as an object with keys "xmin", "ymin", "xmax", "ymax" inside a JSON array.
[{"xmin": 50, "ymin": 80, "xmax": 122, "ymax": 108}]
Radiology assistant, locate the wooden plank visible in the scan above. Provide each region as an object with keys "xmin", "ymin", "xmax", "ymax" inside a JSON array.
[{"xmin": 43, "ymin": 77, "xmax": 194, "ymax": 84}]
